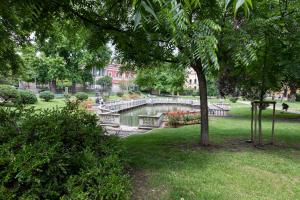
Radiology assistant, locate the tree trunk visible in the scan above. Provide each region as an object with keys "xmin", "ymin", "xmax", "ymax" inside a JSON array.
[
  {"xmin": 193, "ymin": 63, "xmax": 209, "ymax": 146},
  {"xmin": 71, "ymin": 81, "xmax": 76, "ymax": 94},
  {"xmin": 283, "ymin": 85, "xmax": 288, "ymax": 98},
  {"xmin": 49, "ymin": 80, "xmax": 57, "ymax": 93},
  {"xmin": 288, "ymin": 83, "xmax": 297, "ymax": 102},
  {"xmin": 82, "ymin": 82, "xmax": 87, "ymax": 92}
]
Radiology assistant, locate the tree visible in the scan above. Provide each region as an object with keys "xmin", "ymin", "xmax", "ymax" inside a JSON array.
[
  {"xmin": 135, "ymin": 65, "xmax": 185, "ymax": 95},
  {"xmin": 37, "ymin": 20, "xmax": 111, "ymax": 93},
  {"xmin": 97, "ymin": 76, "xmax": 112, "ymax": 93},
  {"xmin": 120, "ymin": 0, "xmax": 252, "ymax": 145},
  {"xmin": 1, "ymin": 0, "xmax": 252, "ymax": 146},
  {"xmin": 213, "ymin": 0, "xmax": 300, "ymax": 145}
]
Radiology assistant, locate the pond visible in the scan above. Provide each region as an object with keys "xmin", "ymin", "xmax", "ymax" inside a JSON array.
[{"xmin": 119, "ymin": 104, "xmax": 197, "ymax": 127}]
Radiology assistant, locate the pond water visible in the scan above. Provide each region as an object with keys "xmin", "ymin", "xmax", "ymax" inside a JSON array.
[{"xmin": 119, "ymin": 104, "xmax": 197, "ymax": 127}]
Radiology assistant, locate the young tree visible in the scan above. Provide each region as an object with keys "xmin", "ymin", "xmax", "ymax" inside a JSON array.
[{"xmin": 97, "ymin": 76, "xmax": 112, "ymax": 93}]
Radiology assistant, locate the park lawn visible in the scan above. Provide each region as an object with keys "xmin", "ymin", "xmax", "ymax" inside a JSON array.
[
  {"xmin": 123, "ymin": 104, "xmax": 300, "ymax": 200},
  {"xmin": 282, "ymin": 101, "xmax": 300, "ymax": 111},
  {"xmin": 31, "ymin": 98, "xmax": 66, "ymax": 109}
]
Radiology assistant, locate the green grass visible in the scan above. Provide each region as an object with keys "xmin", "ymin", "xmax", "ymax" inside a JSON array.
[
  {"xmin": 282, "ymin": 101, "xmax": 300, "ymax": 111},
  {"xmin": 31, "ymin": 98, "xmax": 66, "ymax": 109},
  {"xmin": 123, "ymin": 103, "xmax": 300, "ymax": 200}
]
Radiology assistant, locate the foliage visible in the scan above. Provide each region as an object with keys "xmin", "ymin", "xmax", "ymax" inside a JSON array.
[
  {"xmin": 192, "ymin": 91, "xmax": 199, "ymax": 97},
  {"xmin": 135, "ymin": 65, "xmax": 185, "ymax": 94},
  {"xmin": 18, "ymin": 89, "xmax": 37, "ymax": 104},
  {"xmin": 0, "ymin": 104, "xmax": 131, "ymax": 199},
  {"xmin": 119, "ymin": 80, "xmax": 129, "ymax": 91},
  {"xmin": 181, "ymin": 89, "xmax": 194, "ymax": 96},
  {"xmin": 0, "ymin": 84, "xmax": 20, "ymax": 105},
  {"xmin": 167, "ymin": 114, "xmax": 181, "ymax": 128},
  {"xmin": 39, "ymin": 91, "xmax": 55, "ymax": 102},
  {"xmin": 167, "ymin": 111, "xmax": 200, "ymax": 127},
  {"xmin": 123, "ymin": 107, "xmax": 300, "ymax": 200},
  {"xmin": 0, "ymin": 0, "xmax": 253, "ymax": 146},
  {"xmin": 229, "ymin": 96, "xmax": 238, "ymax": 103},
  {"xmin": 97, "ymin": 76, "xmax": 113, "ymax": 92},
  {"xmin": 75, "ymin": 92, "xmax": 89, "ymax": 101},
  {"xmin": 116, "ymin": 91, "xmax": 124, "ymax": 97},
  {"xmin": 295, "ymin": 94, "xmax": 300, "ymax": 102}
]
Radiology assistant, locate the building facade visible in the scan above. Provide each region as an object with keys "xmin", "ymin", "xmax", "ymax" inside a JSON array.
[
  {"xmin": 92, "ymin": 64, "xmax": 135, "ymax": 92},
  {"xmin": 185, "ymin": 68, "xmax": 198, "ymax": 91}
]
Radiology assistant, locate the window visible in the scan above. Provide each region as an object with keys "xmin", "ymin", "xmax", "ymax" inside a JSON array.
[
  {"xmin": 189, "ymin": 79, "xmax": 192, "ymax": 84},
  {"xmin": 194, "ymin": 79, "xmax": 197, "ymax": 84}
]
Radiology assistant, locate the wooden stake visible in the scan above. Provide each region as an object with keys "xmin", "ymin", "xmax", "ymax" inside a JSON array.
[
  {"xmin": 271, "ymin": 103, "xmax": 276, "ymax": 144},
  {"xmin": 251, "ymin": 103, "xmax": 254, "ymax": 142},
  {"xmin": 254, "ymin": 104, "xmax": 257, "ymax": 146}
]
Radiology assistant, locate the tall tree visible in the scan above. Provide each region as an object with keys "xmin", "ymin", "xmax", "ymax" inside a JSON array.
[{"xmin": 2, "ymin": 0, "xmax": 252, "ymax": 145}]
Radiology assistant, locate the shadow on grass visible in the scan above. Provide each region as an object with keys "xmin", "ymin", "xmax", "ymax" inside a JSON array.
[{"xmin": 123, "ymin": 116, "xmax": 300, "ymax": 200}]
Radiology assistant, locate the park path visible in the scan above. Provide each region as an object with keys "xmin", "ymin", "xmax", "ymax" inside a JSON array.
[{"xmin": 237, "ymin": 100, "xmax": 300, "ymax": 114}]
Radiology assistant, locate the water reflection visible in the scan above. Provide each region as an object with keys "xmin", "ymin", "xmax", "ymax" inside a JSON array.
[{"xmin": 120, "ymin": 104, "xmax": 196, "ymax": 127}]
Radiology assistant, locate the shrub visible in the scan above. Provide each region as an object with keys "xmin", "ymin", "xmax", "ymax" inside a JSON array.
[
  {"xmin": 18, "ymin": 89, "xmax": 37, "ymax": 104},
  {"xmin": 296, "ymin": 93, "xmax": 300, "ymax": 102},
  {"xmin": 167, "ymin": 113, "xmax": 181, "ymax": 128},
  {"xmin": 0, "ymin": 104, "xmax": 131, "ymax": 199},
  {"xmin": 183, "ymin": 115, "xmax": 193, "ymax": 123},
  {"xmin": 39, "ymin": 91, "xmax": 55, "ymax": 102},
  {"xmin": 63, "ymin": 92, "xmax": 72, "ymax": 100},
  {"xmin": 75, "ymin": 92, "xmax": 89, "ymax": 101},
  {"xmin": 103, "ymin": 95, "xmax": 110, "ymax": 102},
  {"xmin": 192, "ymin": 91, "xmax": 199, "ymax": 97},
  {"xmin": 181, "ymin": 89, "xmax": 193, "ymax": 96},
  {"xmin": 0, "ymin": 84, "xmax": 19, "ymax": 105},
  {"xmin": 116, "ymin": 91, "xmax": 124, "ymax": 97},
  {"xmin": 229, "ymin": 96, "xmax": 238, "ymax": 103}
]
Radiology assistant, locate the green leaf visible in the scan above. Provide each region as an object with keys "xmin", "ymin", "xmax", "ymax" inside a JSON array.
[
  {"xmin": 134, "ymin": 10, "xmax": 142, "ymax": 29},
  {"xmin": 141, "ymin": 1, "xmax": 158, "ymax": 21}
]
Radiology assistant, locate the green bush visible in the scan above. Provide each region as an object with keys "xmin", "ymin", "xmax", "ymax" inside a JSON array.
[
  {"xmin": 75, "ymin": 92, "xmax": 89, "ymax": 101},
  {"xmin": 168, "ymin": 114, "xmax": 181, "ymax": 128},
  {"xmin": 192, "ymin": 91, "xmax": 199, "ymax": 97},
  {"xmin": 18, "ymin": 89, "xmax": 38, "ymax": 104},
  {"xmin": 116, "ymin": 91, "xmax": 124, "ymax": 97},
  {"xmin": 0, "ymin": 105, "xmax": 131, "ymax": 199},
  {"xmin": 39, "ymin": 91, "xmax": 55, "ymax": 102},
  {"xmin": 181, "ymin": 89, "xmax": 193, "ymax": 96},
  {"xmin": 296, "ymin": 93, "xmax": 300, "ymax": 102},
  {"xmin": 0, "ymin": 84, "xmax": 19, "ymax": 105},
  {"xmin": 183, "ymin": 115, "xmax": 193, "ymax": 123},
  {"xmin": 229, "ymin": 96, "xmax": 238, "ymax": 103},
  {"xmin": 63, "ymin": 92, "xmax": 72, "ymax": 100}
]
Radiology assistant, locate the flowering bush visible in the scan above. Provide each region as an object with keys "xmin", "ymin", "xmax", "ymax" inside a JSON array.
[{"xmin": 165, "ymin": 111, "xmax": 200, "ymax": 127}]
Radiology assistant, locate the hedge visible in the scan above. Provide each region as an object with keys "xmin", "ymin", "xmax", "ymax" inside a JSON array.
[{"xmin": 0, "ymin": 104, "xmax": 131, "ymax": 199}]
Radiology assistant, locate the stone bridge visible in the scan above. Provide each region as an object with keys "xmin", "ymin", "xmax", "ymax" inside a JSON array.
[{"xmin": 97, "ymin": 97, "xmax": 230, "ymax": 129}]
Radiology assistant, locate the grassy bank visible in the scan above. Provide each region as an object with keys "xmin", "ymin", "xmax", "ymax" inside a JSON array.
[{"xmin": 123, "ymin": 103, "xmax": 300, "ymax": 200}]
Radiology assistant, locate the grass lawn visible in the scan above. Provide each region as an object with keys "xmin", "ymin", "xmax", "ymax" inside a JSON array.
[
  {"xmin": 123, "ymin": 103, "xmax": 300, "ymax": 200},
  {"xmin": 281, "ymin": 101, "xmax": 300, "ymax": 111},
  {"xmin": 31, "ymin": 98, "xmax": 66, "ymax": 109}
]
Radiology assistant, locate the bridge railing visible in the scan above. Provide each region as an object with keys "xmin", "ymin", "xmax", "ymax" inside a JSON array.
[
  {"xmin": 103, "ymin": 98, "xmax": 147, "ymax": 111},
  {"xmin": 146, "ymin": 97, "xmax": 200, "ymax": 105}
]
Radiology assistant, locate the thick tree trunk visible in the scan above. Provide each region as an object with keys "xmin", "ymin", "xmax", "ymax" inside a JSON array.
[
  {"xmin": 71, "ymin": 81, "xmax": 76, "ymax": 94},
  {"xmin": 193, "ymin": 64, "xmax": 209, "ymax": 146}
]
